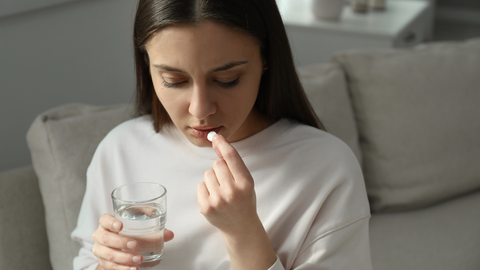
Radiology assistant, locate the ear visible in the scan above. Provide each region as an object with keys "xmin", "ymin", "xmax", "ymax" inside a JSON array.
[{"xmin": 262, "ymin": 60, "xmax": 269, "ymax": 74}]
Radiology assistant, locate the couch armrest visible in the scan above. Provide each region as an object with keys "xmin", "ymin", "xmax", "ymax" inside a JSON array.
[{"xmin": 0, "ymin": 166, "xmax": 52, "ymax": 269}]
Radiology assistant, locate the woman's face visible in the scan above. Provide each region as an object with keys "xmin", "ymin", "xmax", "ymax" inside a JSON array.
[{"xmin": 146, "ymin": 20, "xmax": 270, "ymax": 147}]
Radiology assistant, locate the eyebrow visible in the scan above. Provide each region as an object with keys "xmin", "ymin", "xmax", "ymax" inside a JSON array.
[
  {"xmin": 153, "ymin": 61, "xmax": 248, "ymax": 74},
  {"xmin": 211, "ymin": 61, "xmax": 248, "ymax": 72},
  {"xmin": 153, "ymin": 64, "xmax": 187, "ymax": 74}
]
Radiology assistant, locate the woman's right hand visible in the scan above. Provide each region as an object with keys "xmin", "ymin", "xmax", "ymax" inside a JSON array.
[
  {"xmin": 92, "ymin": 214, "xmax": 175, "ymax": 270},
  {"xmin": 92, "ymin": 214, "xmax": 142, "ymax": 270}
]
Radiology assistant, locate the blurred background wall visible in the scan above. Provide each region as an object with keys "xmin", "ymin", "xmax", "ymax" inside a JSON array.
[
  {"xmin": 0, "ymin": 0, "xmax": 138, "ymax": 171},
  {"xmin": 437, "ymin": 0, "xmax": 478, "ymax": 9},
  {"xmin": 0, "ymin": 0, "xmax": 479, "ymax": 172},
  {"xmin": 434, "ymin": 0, "xmax": 480, "ymax": 40}
]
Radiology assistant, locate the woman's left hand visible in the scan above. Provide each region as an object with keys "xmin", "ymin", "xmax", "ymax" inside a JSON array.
[{"xmin": 196, "ymin": 133, "xmax": 258, "ymax": 235}]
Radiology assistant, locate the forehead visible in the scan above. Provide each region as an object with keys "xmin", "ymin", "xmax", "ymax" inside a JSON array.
[
  {"xmin": 148, "ymin": 20, "xmax": 259, "ymax": 46},
  {"xmin": 145, "ymin": 20, "xmax": 261, "ymax": 68}
]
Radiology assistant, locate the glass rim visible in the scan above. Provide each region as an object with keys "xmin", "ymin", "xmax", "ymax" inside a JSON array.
[{"xmin": 111, "ymin": 182, "xmax": 167, "ymax": 204}]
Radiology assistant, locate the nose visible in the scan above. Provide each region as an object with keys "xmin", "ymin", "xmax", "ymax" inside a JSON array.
[{"xmin": 188, "ymin": 82, "xmax": 216, "ymax": 120}]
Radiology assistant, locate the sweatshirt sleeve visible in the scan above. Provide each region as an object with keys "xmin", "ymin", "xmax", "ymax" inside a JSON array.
[
  {"xmin": 288, "ymin": 154, "xmax": 372, "ymax": 269},
  {"xmin": 268, "ymin": 216, "xmax": 371, "ymax": 270},
  {"xmin": 269, "ymin": 256, "xmax": 286, "ymax": 270},
  {"xmin": 269, "ymin": 129, "xmax": 373, "ymax": 270},
  {"xmin": 73, "ymin": 242, "xmax": 99, "ymax": 270},
  {"xmin": 71, "ymin": 190, "xmax": 102, "ymax": 269},
  {"xmin": 71, "ymin": 141, "xmax": 116, "ymax": 270},
  {"xmin": 292, "ymin": 217, "xmax": 372, "ymax": 270},
  {"xmin": 71, "ymin": 170, "xmax": 111, "ymax": 270}
]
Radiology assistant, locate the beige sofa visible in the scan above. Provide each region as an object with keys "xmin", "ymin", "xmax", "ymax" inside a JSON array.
[{"xmin": 1, "ymin": 38, "xmax": 480, "ymax": 270}]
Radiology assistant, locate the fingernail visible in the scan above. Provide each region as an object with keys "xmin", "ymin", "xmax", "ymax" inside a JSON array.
[
  {"xmin": 113, "ymin": 221, "xmax": 120, "ymax": 230},
  {"xmin": 212, "ymin": 134, "xmax": 219, "ymax": 141},
  {"xmin": 127, "ymin": 241, "xmax": 136, "ymax": 250},
  {"xmin": 133, "ymin": 255, "xmax": 142, "ymax": 263}
]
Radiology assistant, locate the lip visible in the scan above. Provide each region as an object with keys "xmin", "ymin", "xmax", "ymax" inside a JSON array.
[{"xmin": 190, "ymin": 126, "xmax": 223, "ymax": 139}]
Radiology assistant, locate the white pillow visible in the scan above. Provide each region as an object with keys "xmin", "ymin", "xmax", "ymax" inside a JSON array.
[
  {"xmin": 27, "ymin": 103, "xmax": 133, "ymax": 270},
  {"xmin": 298, "ymin": 63, "xmax": 362, "ymax": 164},
  {"xmin": 333, "ymin": 38, "xmax": 480, "ymax": 212}
]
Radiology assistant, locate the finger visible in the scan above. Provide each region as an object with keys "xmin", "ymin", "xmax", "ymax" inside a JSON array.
[
  {"xmin": 99, "ymin": 214, "xmax": 123, "ymax": 233},
  {"xmin": 164, "ymin": 229, "xmax": 175, "ymax": 242},
  {"xmin": 99, "ymin": 258, "xmax": 140, "ymax": 270},
  {"xmin": 211, "ymin": 134, "xmax": 251, "ymax": 183},
  {"xmin": 197, "ymin": 181, "xmax": 211, "ymax": 214},
  {"xmin": 212, "ymin": 158, "xmax": 235, "ymax": 187},
  {"xmin": 93, "ymin": 226, "xmax": 138, "ymax": 251},
  {"xmin": 204, "ymin": 168, "xmax": 220, "ymax": 194},
  {"xmin": 197, "ymin": 181, "xmax": 210, "ymax": 198},
  {"xmin": 95, "ymin": 244, "xmax": 142, "ymax": 268}
]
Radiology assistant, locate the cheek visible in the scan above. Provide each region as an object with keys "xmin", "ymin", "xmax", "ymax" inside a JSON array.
[
  {"xmin": 152, "ymin": 85, "xmax": 187, "ymax": 121},
  {"xmin": 157, "ymin": 91, "xmax": 185, "ymax": 116},
  {"xmin": 241, "ymin": 77, "xmax": 262, "ymax": 104},
  {"xmin": 222, "ymin": 84, "xmax": 259, "ymax": 117}
]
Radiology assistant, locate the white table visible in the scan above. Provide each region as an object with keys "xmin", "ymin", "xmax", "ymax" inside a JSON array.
[{"xmin": 277, "ymin": 0, "xmax": 431, "ymax": 66}]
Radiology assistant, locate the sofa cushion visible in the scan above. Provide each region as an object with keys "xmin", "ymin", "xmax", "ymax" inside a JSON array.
[
  {"xmin": 26, "ymin": 103, "xmax": 133, "ymax": 270},
  {"xmin": 298, "ymin": 63, "xmax": 362, "ymax": 164},
  {"xmin": 333, "ymin": 38, "xmax": 480, "ymax": 212},
  {"xmin": 369, "ymin": 190, "xmax": 480, "ymax": 270},
  {"xmin": 0, "ymin": 166, "xmax": 52, "ymax": 269}
]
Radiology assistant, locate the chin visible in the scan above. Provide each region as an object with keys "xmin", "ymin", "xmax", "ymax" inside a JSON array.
[{"xmin": 186, "ymin": 136, "xmax": 212, "ymax": 148}]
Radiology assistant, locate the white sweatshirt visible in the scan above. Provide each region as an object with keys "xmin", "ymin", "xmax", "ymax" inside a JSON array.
[{"xmin": 71, "ymin": 116, "xmax": 372, "ymax": 270}]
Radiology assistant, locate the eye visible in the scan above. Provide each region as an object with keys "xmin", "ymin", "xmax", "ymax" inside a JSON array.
[
  {"xmin": 217, "ymin": 78, "xmax": 239, "ymax": 88},
  {"xmin": 162, "ymin": 80, "xmax": 184, "ymax": 88}
]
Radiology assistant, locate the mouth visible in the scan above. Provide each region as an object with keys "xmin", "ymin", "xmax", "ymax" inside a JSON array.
[{"xmin": 189, "ymin": 126, "xmax": 223, "ymax": 140}]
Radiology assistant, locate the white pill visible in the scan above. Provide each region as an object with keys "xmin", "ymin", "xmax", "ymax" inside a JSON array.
[{"xmin": 207, "ymin": 131, "xmax": 216, "ymax": 142}]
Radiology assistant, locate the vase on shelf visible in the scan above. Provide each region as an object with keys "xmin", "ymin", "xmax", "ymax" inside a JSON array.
[
  {"xmin": 311, "ymin": 0, "xmax": 345, "ymax": 21},
  {"xmin": 369, "ymin": 0, "xmax": 386, "ymax": 10},
  {"xmin": 351, "ymin": 0, "xmax": 368, "ymax": 13}
]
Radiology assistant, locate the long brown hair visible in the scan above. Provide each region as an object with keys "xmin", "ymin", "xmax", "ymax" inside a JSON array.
[{"xmin": 133, "ymin": 0, "xmax": 325, "ymax": 132}]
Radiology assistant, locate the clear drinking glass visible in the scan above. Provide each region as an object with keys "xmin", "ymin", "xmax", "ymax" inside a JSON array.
[{"xmin": 111, "ymin": 182, "xmax": 167, "ymax": 269}]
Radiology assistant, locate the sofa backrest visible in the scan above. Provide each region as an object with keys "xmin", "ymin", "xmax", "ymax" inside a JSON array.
[{"xmin": 0, "ymin": 166, "xmax": 52, "ymax": 269}]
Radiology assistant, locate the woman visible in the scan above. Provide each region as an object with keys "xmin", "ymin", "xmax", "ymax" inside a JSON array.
[{"xmin": 71, "ymin": 0, "xmax": 372, "ymax": 269}]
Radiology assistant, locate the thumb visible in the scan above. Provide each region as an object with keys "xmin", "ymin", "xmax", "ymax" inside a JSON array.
[{"xmin": 164, "ymin": 229, "xmax": 174, "ymax": 242}]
